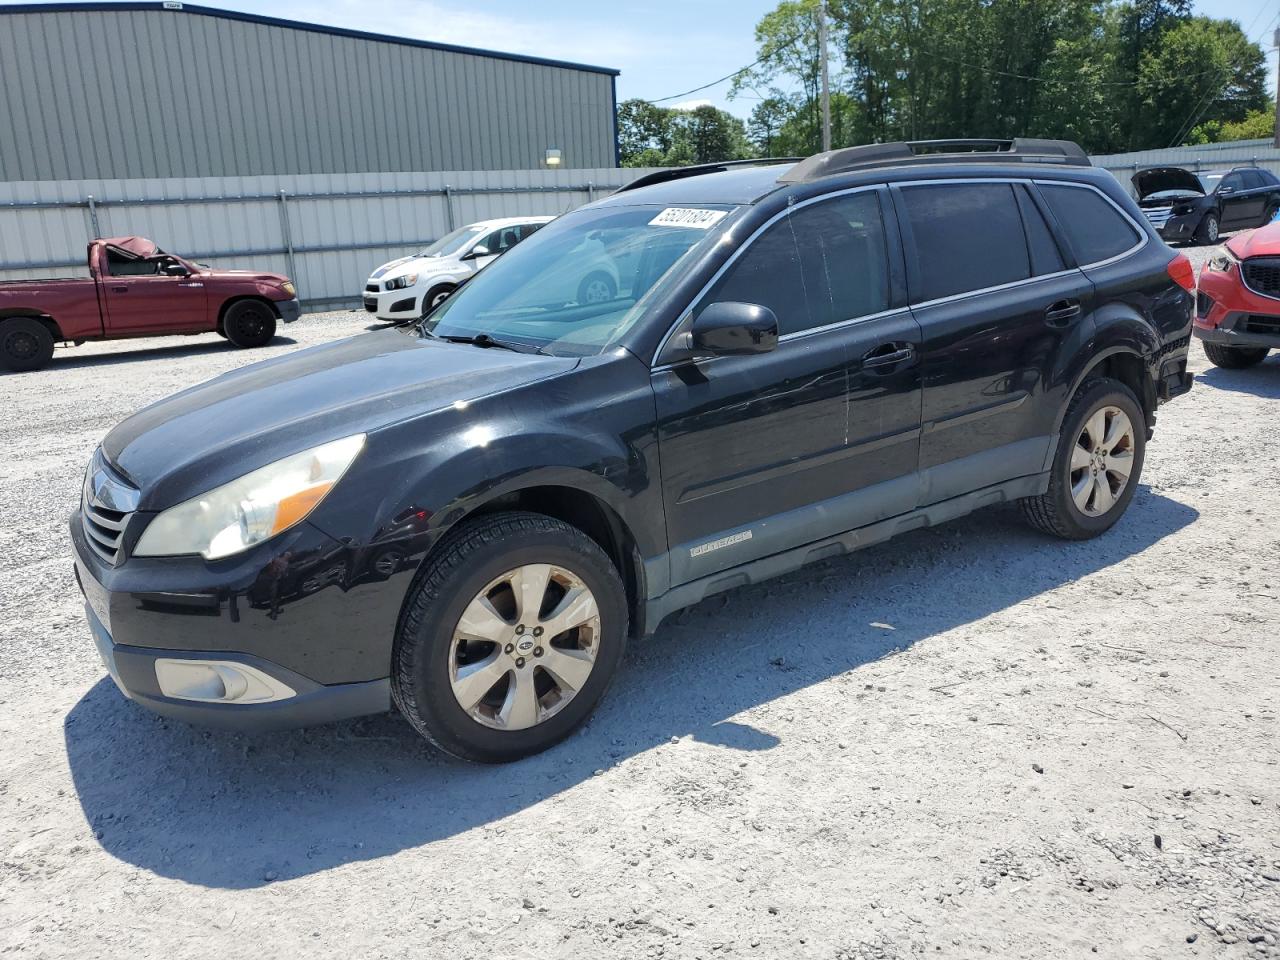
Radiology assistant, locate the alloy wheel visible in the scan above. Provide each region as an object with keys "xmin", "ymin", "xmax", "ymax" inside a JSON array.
[
  {"xmin": 448, "ymin": 563, "xmax": 601, "ymax": 731},
  {"xmin": 582, "ymin": 278, "xmax": 612, "ymax": 303},
  {"xmin": 1070, "ymin": 405, "xmax": 1135, "ymax": 517}
]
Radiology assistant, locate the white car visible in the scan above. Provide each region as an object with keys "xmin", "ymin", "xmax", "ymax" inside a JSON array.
[{"xmin": 362, "ymin": 217, "xmax": 552, "ymax": 321}]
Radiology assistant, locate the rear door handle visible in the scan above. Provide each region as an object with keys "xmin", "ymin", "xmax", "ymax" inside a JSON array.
[
  {"xmin": 862, "ymin": 343, "xmax": 915, "ymax": 371},
  {"xmin": 111, "ymin": 285, "xmax": 128, "ymax": 293},
  {"xmin": 1045, "ymin": 299, "xmax": 1081, "ymax": 327}
]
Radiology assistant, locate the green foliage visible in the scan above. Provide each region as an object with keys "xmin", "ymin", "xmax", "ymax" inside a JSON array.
[
  {"xmin": 1189, "ymin": 108, "xmax": 1275, "ymax": 144},
  {"xmin": 618, "ymin": 100, "xmax": 755, "ymax": 167},
  {"xmin": 715, "ymin": 0, "xmax": 1270, "ymax": 156}
]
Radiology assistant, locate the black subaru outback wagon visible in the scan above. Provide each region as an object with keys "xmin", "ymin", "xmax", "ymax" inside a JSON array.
[{"xmin": 73, "ymin": 139, "xmax": 1194, "ymax": 762}]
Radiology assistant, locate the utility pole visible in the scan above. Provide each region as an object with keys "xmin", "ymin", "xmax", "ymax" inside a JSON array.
[
  {"xmin": 1274, "ymin": 27, "xmax": 1279, "ymax": 148},
  {"xmin": 819, "ymin": 0, "xmax": 832, "ymax": 152}
]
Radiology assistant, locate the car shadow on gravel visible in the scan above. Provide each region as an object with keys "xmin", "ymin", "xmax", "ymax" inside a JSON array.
[
  {"xmin": 63, "ymin": 486, "xmax": 1198, "ymax": 890},
  {"xmin": 1195, "ymin": 355, "xmax": 1280, "ymax": 399},
  {"xmin": 45, "ymin": 337, "xmax": 299, "ymax": 371}
]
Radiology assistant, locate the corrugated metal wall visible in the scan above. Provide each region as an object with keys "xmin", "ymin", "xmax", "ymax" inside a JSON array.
[
  {"xmin": 1092, "ymin": 139, "xmax": 1280, "ymax": 193},
  {"xmin": 0, "ymin": 4, "xmax": 618, "ymax": 181},
  {"xmin": 0, "ymin": 168, "xmax": 661, "ymax": 309}
]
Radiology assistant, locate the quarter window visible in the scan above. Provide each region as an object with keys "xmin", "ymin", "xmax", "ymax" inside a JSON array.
[
  {"xmin": 898, "ymin": 182, "xmax": 1030, "ymax": 301},
  {"xmin": 707, "ymin": 191, "xmax": 891, "ymax": 336},
  {"xmin": 1039, "ymin": 184, "xmax": 1141, "ymax": 265}
]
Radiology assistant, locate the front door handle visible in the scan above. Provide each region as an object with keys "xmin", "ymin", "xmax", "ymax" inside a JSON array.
[
  {"xmin": 111, "ymin": 285, "xmax": 128, "ymax": 293},
  {"xmin": 1045, "ymin": 299, "xmax": 1081, "ymax": 327},
  {"xmin": 862, "ymin": 343, "xmax": 915, "ymax": 371}
]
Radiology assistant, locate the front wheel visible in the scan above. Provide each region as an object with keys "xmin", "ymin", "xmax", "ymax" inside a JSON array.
[
  {"xmin": 1193, "ymin": 212, "xmax": 1220, "ymax": 245},
  {"xmin": 1020, "ymin": 378, "xmax": 1146, "ymax": 540},
  {"xmin": 1203, "ymin": 342, "xmax": 1268, "ymax": 369},
  {"xmin": 222, "ymin": 300, "xmax": 278, "ymax": 348},
  {"xmin": 577, "ymin": 272, "xmax": 616, "ymax": 305},
  {"xmin": 421, "ymin": 283, "xmax": 456, "ymax": 318},
  {"xmin": 392, "ymin": 511, "xmax": 628, "ymax": 763}
]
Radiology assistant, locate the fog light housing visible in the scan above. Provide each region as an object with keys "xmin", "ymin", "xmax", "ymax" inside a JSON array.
[{"xmin": 154, "ymin": 659, "xmax": 296, "ymax": 704}]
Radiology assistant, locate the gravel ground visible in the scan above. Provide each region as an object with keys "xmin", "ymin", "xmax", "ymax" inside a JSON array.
[{"xmin": 2, "ymin": 249, "xmax": 1278, "ymax": 959}]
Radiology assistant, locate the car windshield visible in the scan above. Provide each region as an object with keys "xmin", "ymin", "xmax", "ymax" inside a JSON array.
[
  {"xmin": 418, "ymin": 225, "xmax": 486, "ymax": 259},
  {"xmin": 1199, "ymin": 174, "xmax": 1224, "ymax": 192},
  {"xmin": 420, "ymin": 204, "xmax": 733, "ymax": 356}
]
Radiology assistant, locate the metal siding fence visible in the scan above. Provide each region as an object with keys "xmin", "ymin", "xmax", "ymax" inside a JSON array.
[
  {"xmin": 1092, "ymin": 139, "xmax": 1280, "ymax": 194},
  {"xmin": 0, "ymin": 168, "xmax": 661, "ymax": 309},
  {"xmin": 0, "ymin": 7, "xmax": 618, "ymax": 181}
]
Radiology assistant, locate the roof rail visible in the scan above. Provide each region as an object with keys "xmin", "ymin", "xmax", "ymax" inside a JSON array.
[
  {"xmin": 614, "ymin": 158, "xmax": 803, "ymax": 194},
  {"xmin": 778, "ymin": 138, "xmax": 1090, "ymax": 183}
]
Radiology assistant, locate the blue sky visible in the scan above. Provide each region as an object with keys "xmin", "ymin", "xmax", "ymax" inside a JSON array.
[{"xmin": 8, "ymin": 0, "xmax": 1277, "ymax": 118}]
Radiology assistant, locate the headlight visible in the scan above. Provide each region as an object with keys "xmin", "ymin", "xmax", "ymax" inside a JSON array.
[
  {"xmin": 281, "ymin": 280, "xmax": 296, "ymax": 297},
  {"xmin": 1205, "ymin": 246, "xmax": 1236, "ymax": 273},
  {"xmin": 385, "ymin": 274, "xmax": 418, "ymax": 290},
  {"xmin": 1171, "ymin": 204, "xmax": 1194, "ymax": 216},
  {"xmin": 134, "ymin": 435, "xmax": 365, "ymax": 560}
]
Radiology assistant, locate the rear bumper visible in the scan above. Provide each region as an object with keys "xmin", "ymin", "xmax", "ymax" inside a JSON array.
[{"xmin": 86, "ymin": 603, "xmax": 390, "ymax": 731}]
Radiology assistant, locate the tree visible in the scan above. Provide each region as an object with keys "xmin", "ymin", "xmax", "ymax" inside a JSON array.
[{"xmin": 616, "ymin": 98, "xmax": 754, "ymax": 166}]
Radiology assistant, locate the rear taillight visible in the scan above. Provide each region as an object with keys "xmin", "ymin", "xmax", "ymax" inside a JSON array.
[{"xmin": 1167, "ymin": 252, "xmax": 1195, "ymax": 292}]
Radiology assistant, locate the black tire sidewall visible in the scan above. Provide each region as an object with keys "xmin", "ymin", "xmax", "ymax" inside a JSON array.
[
  {"xmin": 397, "ymin": 520, "xmax": 627, "ymax": 762},
  {"xmin": 1196, "ymin": 213, "xmax": 1219, "ymax": 245},
  {"xmin": 224, "ymin": 301, "xmax": 277, "ymax": 347},
  {"xmin": 422, "ymin": 284, "xmax": 455, "ymax": 317},
  {"xmin": 1050, "ymin": 381, "xmax": 1146, "ymax": 537},
  {"xmin": 0, "ymin": 318, "xmax": 54, "ymax": 372}
]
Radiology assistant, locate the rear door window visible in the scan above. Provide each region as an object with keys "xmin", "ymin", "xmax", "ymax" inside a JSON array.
[
  {"xmin": 898, "ymin": 182, "xmax": 1030, "ymax": 302},
  {"xmin": 1015, "ymin": 185, "xmax": 1066, "ymax": 276},
  {"xmin": 1039, "ymin": 184, "xmax": 1141, "ymax": 265},
  {"xmin": 708, "ymin": 190, "xmax": 891, "ymax": 335}
]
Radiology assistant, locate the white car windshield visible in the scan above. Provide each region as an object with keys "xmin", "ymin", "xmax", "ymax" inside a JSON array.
[
  {"xmin": 418, "ymin": 225, "xmax": 486, "ymax": 258},
  {"xmin": 420, "ymin": 205, "xmax": 733, "ymax": 357}
]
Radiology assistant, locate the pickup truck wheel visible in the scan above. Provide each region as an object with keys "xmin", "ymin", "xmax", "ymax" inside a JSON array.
[
  {"xmin": 223, "ymin": 300, "xmax": 278, "ymax": 348},
  {"xmin": 392, "ymin": 511, "xmax": 628, "ymax": 763},
  {"xmin": 1019, "ymin": 378, "xmax": 1146, "ymax": 540},
  {"xmin": 1203, "ymin": 342, "xmax": 1268, "ymax": 369},
  {"xmin": 0, "ymin": 318, "xmax": 55, "ymax": 372}
]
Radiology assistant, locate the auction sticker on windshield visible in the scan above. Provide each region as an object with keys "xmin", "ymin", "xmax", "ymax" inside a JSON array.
[{"xmin": 649, "ymin": 208, "xmax": 728, "ymax": 229}]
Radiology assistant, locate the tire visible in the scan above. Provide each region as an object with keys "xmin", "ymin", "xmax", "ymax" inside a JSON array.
[
  {"xmin": 1266, "ymin": 202, "xmax": 1280, "ymax": 224},
  {"xmin": 577, "ymin": 272, "xmax": 616, "ymax": 305},
  {"xmin": 1020, "ymin": 378, "xmax": 1146, "ymax": 541},
  {"xmin": 0, "ymin": 317, "xmax": 55, "ymax": 372},
  {"xmin": 1193, "ymin": 212, "xmax": 1220, "ymax": 246},
  {"xmin": 222, "ymin": 300, "xmax": 278, "ymax": 348},
  {"xmin": 1203, "ymin": 342, "xmax": 1268, "ymax": 369},
  {"xmin": 421, "ymin": 284, "xmax": 455, "ymax": 317},
  {"xmin": 392, "ymin": 511, "xmax": 628, "ymax": 763}
]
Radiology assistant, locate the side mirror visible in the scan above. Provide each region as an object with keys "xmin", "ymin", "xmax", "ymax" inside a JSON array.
[
  {"xmin": 1218, "ymin": 186, "xmax": 1234, "ymax": 196},
  {"xmin": 163, "ymin": 263, "xmax": 189, "ymax": 277},
  {"xmin": 463, "ymin": 245, "xmax": 491, "ymax": 261},
  {"xmin": 690, "ymin": 301, "xmax": 779, "ymax": 357}
]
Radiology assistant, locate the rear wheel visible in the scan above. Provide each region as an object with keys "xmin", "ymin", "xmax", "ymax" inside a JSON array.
[
  {"xmin": 1193, "ymin": 212, "xmax": 1220, "ymax": 245},
  {"xmin": 1020, "ymin": 378, "xmax": 1145, "ymax": 540},
  {"xmin": 1203, "ymin": 342, "xmax": 1268, "ymax": 368},
  {"xmin": 577, "ymin": 272, "xmax": 616, "ymax": 305},
  {"xmin": 0, "ymin": 317, "xmax": 55, "ymax": 372},
  {"xmin": 222, "ymin": 300, "xmax": 277, "ymax": 348},
  {"xmin": 392, "ymin": 511, "xmax": 628, "ymax": 763}
]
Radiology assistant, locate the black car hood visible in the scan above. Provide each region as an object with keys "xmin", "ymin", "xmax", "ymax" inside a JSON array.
[
  {"xmin": 103, "ymin": 329, "xmax": 578, "ymax": 510},
  {"xmin": 1132, "ymin": 166, "xmax": 1205, "ymax": 200}
]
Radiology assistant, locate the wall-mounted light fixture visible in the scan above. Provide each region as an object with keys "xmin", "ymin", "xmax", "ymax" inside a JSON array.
[{"xmin": 544, "ymin": 148, "xmax": 563, "ymax": 168}]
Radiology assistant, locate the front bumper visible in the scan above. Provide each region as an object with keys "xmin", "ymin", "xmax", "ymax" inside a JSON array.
[
  {"xmin": 1154, "ymin": 213, "xmax": 1201, "ymax": 243},
  {"xmin": 1195, "ymin": 266, "xmax": 1280, "ymax": 350},
  {"xmin": 70, "ymin": 511, "xmax": 398, "ymax": 732},
  {"xmin": 362, "ymin": 287, "xmax": 421, "ymax": 321},
  {"xmin": 276, "ymin": 297, "xmax": 303, "ymax": 324}
]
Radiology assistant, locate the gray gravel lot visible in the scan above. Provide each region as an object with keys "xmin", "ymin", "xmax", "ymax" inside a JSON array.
[{"xmin": 2, "ymin": 247, "xmax": 1278, "ymax": 959}]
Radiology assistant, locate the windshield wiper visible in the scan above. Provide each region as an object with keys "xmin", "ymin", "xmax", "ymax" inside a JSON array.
[{"xmin": 432, "ymin": 331, "xmax": 545, "ymax": 355}]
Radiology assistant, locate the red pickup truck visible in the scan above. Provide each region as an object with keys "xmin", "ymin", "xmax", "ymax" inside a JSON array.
[{"xmin": 0, "ymin": 237, "xmax": 301, "ymax": 372}]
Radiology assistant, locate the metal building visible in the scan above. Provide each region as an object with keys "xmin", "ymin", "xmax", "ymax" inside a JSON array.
[{"xmin": 0, "ymin": 1, "xmax": 621, "ymax": 182}]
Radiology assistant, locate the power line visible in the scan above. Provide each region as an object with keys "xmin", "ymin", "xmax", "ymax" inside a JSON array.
[{"xmin": 644, "ymin": 32, "xmax": 807, "ymax": 104}]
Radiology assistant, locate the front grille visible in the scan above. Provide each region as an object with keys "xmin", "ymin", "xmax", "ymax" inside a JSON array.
[
  {"xmin": 1142, "ymin": 206, "xmax": 1173, "ymax": 228},
  {"xmin": 365, "ymin": 283, "xmax": 379, "ymax": 293},
  {"xmin": 81, "ymin": 452, "xmax": 138, "ymax": 566},
  {"xmin": 1244, "ymin": 315, "xmax": 1280, "ymax": 335},
  {"xmin": 81, "ymin": 501, "xmax": 128, "ymax": 564},
  {"xmin": 1242, "ymin": 258, "xmax": 1280, "ymax": 298}
]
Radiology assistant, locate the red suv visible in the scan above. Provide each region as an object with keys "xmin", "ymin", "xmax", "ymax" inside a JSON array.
[{"xmin": 1195, "ymin": 222, "xmax": 1280, "ymax": 368}]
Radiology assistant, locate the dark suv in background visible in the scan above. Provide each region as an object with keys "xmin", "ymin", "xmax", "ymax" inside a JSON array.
[
  {"xmin": 1134, "ymin": 165, "xmax": 1280, "ymax": 245},
  {"xmin": 72, "ymin": 138, "xmax": 1195, "ymax": 762}
]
